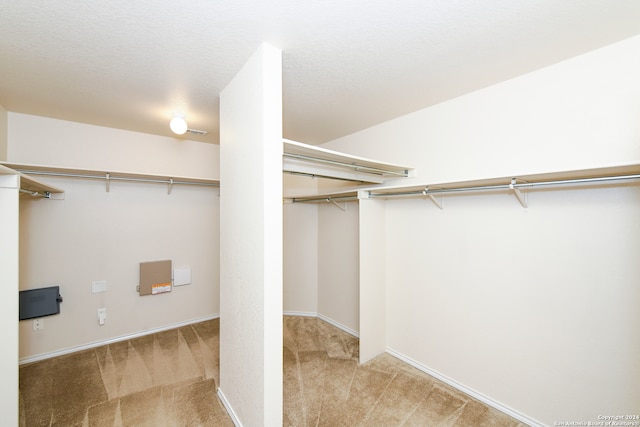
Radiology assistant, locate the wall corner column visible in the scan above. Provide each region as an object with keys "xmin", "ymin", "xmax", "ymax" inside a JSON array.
[
  {"xmin": 218, "ymin": 43, "xmax": 283, "ymax": 426},
  {"xmin": 358, "ymin": 191, "xmax": 387, "ymax": 363},
  {"xmin": 0, "ymin": 172, "xmax": 19, "ymax": 426}
]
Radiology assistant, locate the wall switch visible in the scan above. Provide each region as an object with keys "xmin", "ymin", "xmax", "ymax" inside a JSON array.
[
  {"xmin": 33, "ymin": 318, "xmax": 44, "ymax": 331},
  {"xmin": 97, "ymin": 308, "xmax": 106, "ymax": 325},
  {"xmin": 92, "ymin": 280, "xmax": 107, "ymax": 293}
]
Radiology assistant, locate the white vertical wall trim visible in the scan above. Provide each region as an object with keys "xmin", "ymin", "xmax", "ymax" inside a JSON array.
[
  {"xmin": 260, "ymin": 42, "xmax": 284, "ymax": 427},
  {"xmin": 358, "ymin": 192, "xmax": 386, "ymax": 363},
  {"xmin": 0, "ymin": 174, "xmax": 19, "ymax": 427},
  {"xmin": 219, "ymin": 43, "xmax": 283, "ymax": 427},
  {"xmin": 0, "ymin": 104, "xmax": 8, "ymax": 161}
]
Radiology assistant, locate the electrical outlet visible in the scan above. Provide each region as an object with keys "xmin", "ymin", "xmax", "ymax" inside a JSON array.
[
  {"xmin": 97, "ymin": 308, "xmax": 106, "ymax": 325},
  {"xmin": 33, "ymin": 318, "xmax": 44, "ymax": 331}
]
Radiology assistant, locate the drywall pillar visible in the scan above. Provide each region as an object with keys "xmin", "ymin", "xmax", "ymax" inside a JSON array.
[
  {"xmin": 358, "ymin": 191, "xmax": 386, "ymax": 363},
  {"xmin": 0, "ymin": 172, "xmax": 19, "ymax": 426},
  {"xmin": 218, "ymin": 43, "xmax": 283, "ymax": 427}
]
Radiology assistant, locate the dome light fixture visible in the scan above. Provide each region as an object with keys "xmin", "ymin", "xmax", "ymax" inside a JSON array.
[{"xmin": 170, "ymin": 113, "xmax": 188, "ymax": 135}]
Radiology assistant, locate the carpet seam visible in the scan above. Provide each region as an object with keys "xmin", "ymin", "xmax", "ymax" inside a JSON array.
[{"xmin": 358, "ymin": 371, "xmax": 399, "ymax": 427}]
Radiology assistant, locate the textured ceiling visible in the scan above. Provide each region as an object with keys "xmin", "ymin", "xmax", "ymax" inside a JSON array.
[{"xmin": 1, "ymin": 1, "xmax": 640, "ymax": 145}]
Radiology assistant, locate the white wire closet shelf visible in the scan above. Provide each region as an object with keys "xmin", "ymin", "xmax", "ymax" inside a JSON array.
[
  {"xmin": 2, "ymin": 139, "xmax": 413, "ymax": 196},
  {"xmin": 0, "ymin": 162, "xmax": 220, "ymax": 195},
  {"xmin": 0, "ymin": 163, "xmax": 65, "ymax": 199},
  {"xmin": 283, "ymin": 139, "xmax": 414, "ymax": 184}
]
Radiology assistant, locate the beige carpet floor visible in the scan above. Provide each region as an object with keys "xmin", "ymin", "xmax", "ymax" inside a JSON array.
[{"xmin": 19, "ymin": 316, "xmax": 527, "ymax": 426}]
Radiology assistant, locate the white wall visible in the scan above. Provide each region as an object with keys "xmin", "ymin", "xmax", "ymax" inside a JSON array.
[
  {"xmin": 386, "ymin": 186, "xmax": 640, "ymax": 424},
  {"xmin": 317, "ymin": 201, "xmax": 359, "ymax": 333},
  {"xmin": 8, "ymin": 113, "xmax": 218, "ymax": 179},
  {"xmin": 319, "ymin": 35, "xmax": 640, "ymax": 425},
  {"xmin": 283, "ymin": 202, "xmax": 318, "ymax": 315},
  {"xmin": 323, "ymin": 35, "xmax": 640, "ymax": 182},
  {"xmin": 8, "ymin": 114, "xmax": 220, "ymax": 360}
]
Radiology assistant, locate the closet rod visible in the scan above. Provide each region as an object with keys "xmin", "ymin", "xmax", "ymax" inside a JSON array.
[
  {"xmin": 368, "ymin": 173, "xmax": 640, "ymax": 199},
  {"xmin": 14, "ymin": 170, "xmax": 220, "ymax": 187},
  {"xmin": 291, "ymin": 195, "xmax": 359, "ymax": 204},
  {"xmin": 283, "ymin": 153, "xmax": 409, "ymax": 177},
  {"xmin": 514, "ymin": 174, "xmax": 640, "ymax": 189},
  {"xmin": 292, "ymin": 172, "xmax": 640, "ymax": 204},
  {"xmin": 285, "ymin": 170, "xmax": 368, "ymax": 183}
]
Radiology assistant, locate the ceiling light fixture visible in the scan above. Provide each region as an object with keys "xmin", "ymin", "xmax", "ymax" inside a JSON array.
[{"xmin": 170, "ymin": 113, "xmax": 188, "ymax": 135}]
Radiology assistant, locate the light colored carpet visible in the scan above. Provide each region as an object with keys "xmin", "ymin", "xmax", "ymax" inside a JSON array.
[
  {"xmin": 282, "ymin": 317, "xmax": 527, "ymax": 427},
  {"xmin": 19, "ymin": 316, "xmax": 527, "ymax": 426},
  {"xmin": 19, "ymin": 319, "xmax": 230, "ymax": 426}
]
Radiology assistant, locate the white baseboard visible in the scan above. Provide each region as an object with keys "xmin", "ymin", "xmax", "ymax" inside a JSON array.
[
  {"xmin": 217, "ymin": 387, "xmax": 243, "ymax": 427},
  {"xmin": 283, "ymin": 311, "xmax": 360, "ymax": 338},
  {"xmin": 19, "ymin": 314, "xmax": 220, "ymax": 365},
  {"xmin": 317, "ymin": 313, "xmax": 359, "ymax": 338},
  {"xmin": 21, "ymin": 313, "xmax": 354, "ymax": 364},
  {"xmin": 385, "ymin": 347, "xmax": 543, "ymax": 427},
  {"xmin": 283, "ymin": 310, "xmax": 317, "ymax": 318}
]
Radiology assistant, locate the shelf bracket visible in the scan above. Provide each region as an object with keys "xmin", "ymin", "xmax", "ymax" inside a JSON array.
[
  {"xmin": 105, "ymin": 173, "xmax": 111, "ymax": 193},
  {"xmin": 168, "ymin": 178, "xmax": 174, "ymax": 195},
  {"xmin": 328, "ymin": 198, "xmax": 348, "ymax": 211},
  {"xmin": 423, "ymin": 187, "xmax": 443, "ymax": 209},
  {"xmin": 510, "ymin": 178, "xmax": 528, "ymax": 208}
]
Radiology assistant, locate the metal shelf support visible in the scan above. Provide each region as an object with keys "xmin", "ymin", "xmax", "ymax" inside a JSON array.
[
  {"xmin": 510, "ymin": 178, "xmax": 528, "ymax": 208},
  {"xmin": 423, "ymin": 187, "xmax": 443, "ymax": 209}
]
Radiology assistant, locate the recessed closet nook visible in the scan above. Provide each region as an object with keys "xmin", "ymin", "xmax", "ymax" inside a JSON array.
[{"xmin": 4, "ymin": 37, "xmax": 640, "ymax": 427}]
